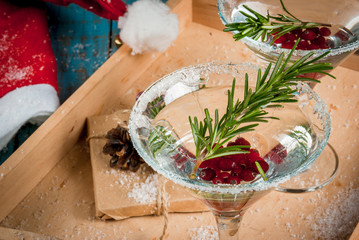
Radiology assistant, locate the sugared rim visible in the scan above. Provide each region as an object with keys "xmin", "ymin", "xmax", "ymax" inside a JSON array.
[{"xmin": 128, "ymin": 62, "xmax": 331, "ymax": 194}]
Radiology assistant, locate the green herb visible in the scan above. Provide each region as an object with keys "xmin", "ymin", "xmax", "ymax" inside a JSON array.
[
  {"xmin": 189, "ymin": 40, "xmax": 335, "ymax": 179},
  {"xmin": 146, "ymin": 95, "xmax": 166, "ymax": 119},
  {"xmin": 148, "ymin": 125, "xmax": 177, "ymax": 158},
  {"xmin": 223, "ymin": 0, "xmax": 331, "ymax": 42}
]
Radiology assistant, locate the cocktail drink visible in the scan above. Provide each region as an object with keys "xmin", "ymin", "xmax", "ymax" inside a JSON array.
[
  {"xmin": 128, "ymin": 59, "xmax": 334, "ymax": 239},
  {"xmin": 218, "ymin": 0, "xmax": 359, "ymax": 82}
]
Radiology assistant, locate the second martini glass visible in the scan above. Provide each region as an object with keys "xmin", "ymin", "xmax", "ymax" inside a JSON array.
[
  {"xmin": 128, "ymin": 62, "xmax": 334, "ymax": 239},
  {"xmin": 217, "ymin": 0, "xmax": 359, "ymax": 82}
]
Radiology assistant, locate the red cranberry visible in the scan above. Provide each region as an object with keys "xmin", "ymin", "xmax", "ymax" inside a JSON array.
[
  {"xmin": 308, "ymin": 43, "xmax": 320, "ymax": 50},
  {"xmin": 239, "ymin": 169, "xmax": 256, "ymax": 182},
  {"xmin": 312, "ymin": 36, "xmax": 326, "ymax": 46},
  {"xmin": 273, "ymin": 34, "xmax": 287, "ymax": 44},
  {"xmin": 199, "ymin": 158, "xmax": 219, "ymax": 169},
  {"xmin": 218, "ymin": 158, "xmax": 236, "ymax": 171},
  {"xmin": 319, "ymin": 27, "xmax": 331, "ymax": 37},
  {"xmin": 136, "ymin": 91, "xmax": 144, "ymax": 100},
  {"xmin": 199, "ymin": 168, "xmax": 216, "ymax": 181},
  {"xmin": 285, "ymin": 33, "xmax": 297, "ymax": 42},
  {"xmin": 181, "ymin": 148, "xmax": 196, "ymax": 159},
  {"xmin": 236, "ymin": 138, "xmax": 250, "ymax": 146},
  {"xmin": 281, "ymin": 41, "xmax": 295, "ymax": 49},
  {"xmin": 231, "ymin": 169, "xmax": 242, "ymax": 176},
  {"xmin": 272, "ymin": 144, "xmax": 287, "ymax": 159},
  {"xmin": 218, "ymin": 171, "xmax": 231, "ymax": 179},
  {"xmin": 174, "ymin": 156, "xmax": 187, "ymax": 169},
  {"xmin": 310, "ymin": 27, "xmax": 320, "ymax": 35},
  {"xmin": 319, "ymin": 40, "xmax": 330, "ymax": 49},
  {"xmin": 228, "ymin": 176, "xmax": 242, "ymax": 185},
  {"xmin": 251, "ymin": 160, "xmax": 269, "ymax": 173},
  {"xmin": 264, "ymin": 150, "xmax": 282, "ymax": 164},
  {"xmin": 335, "ymin": 30, "xmax": 349, "ymax": 42},
  {"xmin": 212, "ymin": 176, "xmax": 226, "ymax": 184},
  {"xmin": 297, "ymin": 39, "xmax": 309, "ymax": 50},
  {"xmin": 232, "ymin": 156, "xmax": 247, "ymax": 169},
  {"xmin": 301, "ymin": 29, "xmax": 316, "ymax": 40},
  {"xmin": 290, "ymin": 28, "xmax": 303, "ymax": 37}
]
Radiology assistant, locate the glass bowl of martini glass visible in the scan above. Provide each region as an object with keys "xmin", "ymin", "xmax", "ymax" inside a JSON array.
[
  {"xmin": 128, "ymin": 60, "xmax": 337, "ymax": 239},
  {"xmin": 217, "ymin": 0, "xmax": 359, "ymax": 82}
]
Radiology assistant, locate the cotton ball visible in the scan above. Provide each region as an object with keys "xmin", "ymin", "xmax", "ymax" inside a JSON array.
[{"xmin": 118, "ymin": 0, "xmax": 179, "ymax": 54}]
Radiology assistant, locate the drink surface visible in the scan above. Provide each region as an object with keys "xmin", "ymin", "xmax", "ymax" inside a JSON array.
[{"xmin": 151, "ymin": 84, "xmax": 318, "ymax": 182}]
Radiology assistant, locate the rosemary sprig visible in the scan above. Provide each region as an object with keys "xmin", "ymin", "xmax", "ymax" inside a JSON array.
[
  {"xmin": 223, "ymin": 0, "xmax": 331, "ymax": 42},
  {"xmin": 145, "ymin": 95, "xmax": 166, "ymax": 119},
  {"xmin": 189, "ymin": 41, "xmax": 335, "ymax": 177}
]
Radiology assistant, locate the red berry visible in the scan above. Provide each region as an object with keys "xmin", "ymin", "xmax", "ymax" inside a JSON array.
[
  {"xmin": 281, "ymin": 41, "xmax": 295, "ymax": 49},
  {"xmin": 212, "ymin": 176, "xmax": 226, "ymax": 184},
  {"xmin": 272, "ymin": 144, "xmax": 287, "ymax": 159},
  {"xmin": 273, "ymin": 34, "xmax": 287, "ymax": 44},
  {"xmin": 218, "ymin": 171, "xmax": 231, "ymax": 179},
  {"xmin": 218, "ymin": 158, "xmax": 236, "ymax": 171},
  {"xmin": 174, "ymin": 156, "xmax": 187, "ymax": 169},
  {"xmin": 310, "ymin": 27, "xmax": 320, "ymax": 35},
  {"xmin": 319, "ymin": 40, "xmax": 330, "ymax": 49},
  {"xmin": 319, "ymin": 27, "xmax": 331, "ymax": 37},
  {"xmin": 232, "ymin": 155, "xmax": 247, "ymax": 169},
  {"xmin": 136, "ymin": 91, "xmax": 144, "ymax": 100},
  {"xmin": 231, "ymin": 169, "xmax": 242, "ymax": 176},
  {"xmin": 285, "ymin": 33, "xmax": 297, "ymax": 42},
  {"xmin": 335, "ymin": 30, "xmax": 349, "ymax": 42},
  {"xmin": 239, "ymin": 169, "xmax": 256, "ymax": 182},
  {"xmin": 308, "ymin": 43, "xmax": 320, "ymax": 50},
  {"xmin": 199, "ymin": 158, "xmax": 219, "ymax": 169},
  {"xmin": 297, "ymin": 39, "xmax": 309, "ymax": 50},
  {"xmin": 181, "ymin": 148, "xmax": 196, "ymax": 159},
  {"xmin": 290, "ymin": 28, "xmax": 303, "ymax": 37},
  {"xmin": 228, "ymin": 176, "xmax": 242, "ymax": 185},
  {"xmin": 264, "ymin": 150, "xmax": 282, "ymax": 164},
  {"xmin": 251, "ymin": 160, "xmax": 269, "ymax": 173},
  {"xmin": 312, "ymin": 36, "xmax": 325, "ymax": 46},
  {"xmin": 234, "ymin": 137, "xmax": 251, "ymax": 147},
  {"xmin": 199, "ymin": 168, "xmax": 216, "ymax": 181},
  {"xmin": 301, "ymin": 30, "xmax": 316, "ymax": 40}
]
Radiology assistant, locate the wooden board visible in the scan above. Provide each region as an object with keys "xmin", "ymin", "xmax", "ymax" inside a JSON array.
[{"xmin": 1, "ymin": 0, "xmax": 359, "ymax": 239}]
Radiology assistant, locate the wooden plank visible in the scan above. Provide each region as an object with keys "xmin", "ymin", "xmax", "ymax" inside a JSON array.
[
  {"xmin": 0, "ymin": 226, "xmax": 61, "ymax": 240},
  {"xmin": 192, "ymin": 0, "xmax": 223, "ymax": 30},
  {"xmin": 0, "ymin": 0, "xmax": 190, "ymax": 222}
]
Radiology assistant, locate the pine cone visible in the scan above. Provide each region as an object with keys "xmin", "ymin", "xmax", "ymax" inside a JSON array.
[{"xmin": 103, "ymin": 125, "xmax": 145, "ymax": 172}]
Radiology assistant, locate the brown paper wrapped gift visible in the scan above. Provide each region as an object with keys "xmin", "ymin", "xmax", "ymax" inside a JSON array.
[{"xmin": 87, "ymin": 110, "xmax": 208, "ymax": 220}]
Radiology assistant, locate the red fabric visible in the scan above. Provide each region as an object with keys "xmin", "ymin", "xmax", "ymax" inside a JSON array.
[
  {"xmin": 0, "ymin": 0, "xmax": 127, "ymax": 99},
  {"xmin": 0, "ymin": 0, "xmax": 58, "ymax": 98},
  {"xmin": 44, "ymin": 0, "xmax": 127, "ymax": 20}
]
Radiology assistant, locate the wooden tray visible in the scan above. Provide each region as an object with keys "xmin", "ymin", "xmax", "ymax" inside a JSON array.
[{"xmin": 1, "ymin": 0, "xmax": 359, "ymax": 239}]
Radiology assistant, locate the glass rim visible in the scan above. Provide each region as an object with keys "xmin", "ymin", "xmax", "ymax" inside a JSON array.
[{"xmin": 128, "ymin": 61, "xmax": 331, "ymax": 194}]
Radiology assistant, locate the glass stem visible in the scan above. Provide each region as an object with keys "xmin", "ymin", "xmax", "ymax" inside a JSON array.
[{"xmin": 214, "ymin": 212, "xmax": 243, "ymax": 240}]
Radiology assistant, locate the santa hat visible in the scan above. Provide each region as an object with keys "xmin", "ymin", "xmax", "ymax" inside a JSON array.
[{"xmin": 0, "ymin": 0, "xmax": 59, "ymax": 150}]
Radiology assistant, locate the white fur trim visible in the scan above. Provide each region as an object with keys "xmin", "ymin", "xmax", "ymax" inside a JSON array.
[{"xmin": 0, "ymin": 84, "xmax": 59, "ymax": 150}]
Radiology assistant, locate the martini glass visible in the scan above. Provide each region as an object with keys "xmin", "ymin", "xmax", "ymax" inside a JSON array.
[
  {"xmin": 128, "ymin": 62, "xmax": 333, "ymax": 239},
  {"xmin": 217, "ymin": 0, "xmax": 359, "ymax": 82}
]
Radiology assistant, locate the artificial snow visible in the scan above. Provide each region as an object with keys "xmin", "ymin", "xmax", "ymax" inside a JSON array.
[
  {"xmin": 127, "ymin": 174, "xmax": 158, "ymax": 204},
  {"xmin": 118, "ymin": 0, "xmax": 179, "ymax": 54},
  {"xmin": 188, "ymin": 225, "xmax": 219, "ymax": 240}
]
